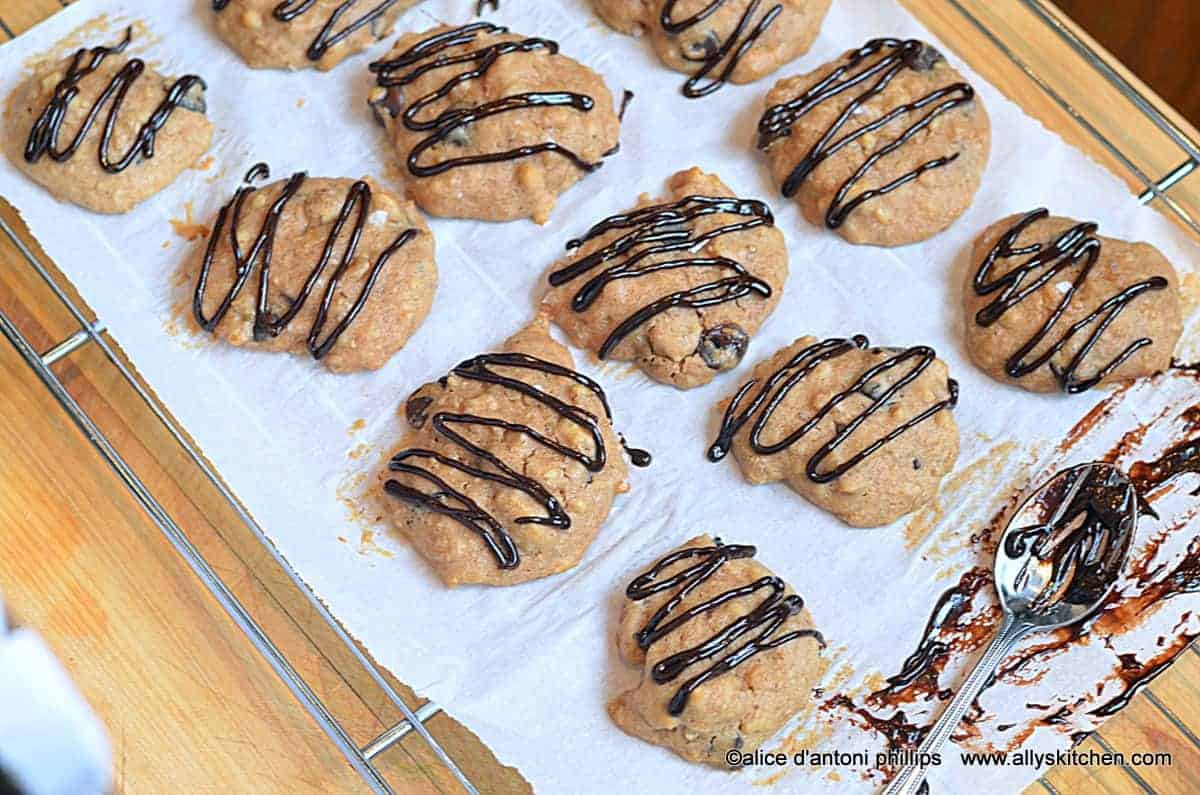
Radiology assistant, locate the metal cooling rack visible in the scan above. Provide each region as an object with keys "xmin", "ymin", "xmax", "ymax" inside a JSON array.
[{"xmin": 1, "ymin": 1, "xmax": 1198, "ymax": 793}]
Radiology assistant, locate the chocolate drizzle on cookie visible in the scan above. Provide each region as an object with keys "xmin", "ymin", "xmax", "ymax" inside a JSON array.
[
  {"xmin": 973, "ymin": 209, "xmax": 1170, "ymax": 394},
  {"xmin": 23, "ymin": 28, "xmax": 206, "ymax": 173},
  {"xmin": 708, "ymin": 335, "xmax": 958, "ymax": 483},
  {"xmin": 756, "ymin": 38, "xmax": 974, "ymax": 228},
  {"xmin": 193, "ymin": 163, "xmax": 419, "ymax": 360},
  {"xmin": 548, "ymin": 195, "xmax": 773, "ymax": 361},
  {"xmin": 660, "ymin": 0, "xmax": 783, "ymax": 98},
  {"xmin": 368, "ymin": 22, "xmax": 605, "ymax": 178},
  {"xmin": 627, "ymin": 539, "xmax": 823, "ymax": 716},
  {"xmin": 385, "ymin": 353, "xmax": 644, "ymax": 569},
  {"xmin": 213, "ymin": 0, "xmax": 398, "ymax": 62}
]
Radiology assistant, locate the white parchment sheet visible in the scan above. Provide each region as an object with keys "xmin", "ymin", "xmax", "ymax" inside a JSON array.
[{"xmin": 2, "ymin": 1, "xmax": 1198, "ymax": 792}]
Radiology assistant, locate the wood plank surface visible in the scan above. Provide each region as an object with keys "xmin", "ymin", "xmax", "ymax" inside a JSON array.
[{"xmin": 1, "ymin": 1, "xmax": 1198, "ymax": 794}]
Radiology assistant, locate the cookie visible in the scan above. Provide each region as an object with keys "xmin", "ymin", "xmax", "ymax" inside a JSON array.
[
  {"xmin": 593, "ymin": 0, "xmax": 831, "ymax": 97},
  {"xmin": 3, "ymin": 29, "xmax": 212, "ymax": 214},
  {"xmin": 381, "ymin": 317, "xmax": 645, "ymax": 586},
  {"xmin": 212, "ymin": 0, "xmax": 412, "ymax": 71},
  {"xmin": 367, "ymin": 22, "xmax": 621, "ymax": 224},
  {"xmin": 542, "ymin": 167, "xmax": 788, "ymax": 389},
  {"xmin": 185, "ymin": 163, "xmax": 436, "ymax": 373},
  {"xmin": 609, "ymin": 534, "xmax": 825, "ymax": 766},
  {"xmin": 756, "ymin": 38, "xmax": 990, "ymax": 246},
  {"xmin": 708, "ymin": 335, "xmax": 959, "ymax": 527},
  {"xmin": 964, "ymin": 209, "xmax": 1183, "ymax": 394}
]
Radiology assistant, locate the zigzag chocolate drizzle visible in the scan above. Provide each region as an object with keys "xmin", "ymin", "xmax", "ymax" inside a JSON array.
[
  {"xmin": 627, "ymin": 539, "xmax": 824, "ymax": 715},
  {"xmin": 973, "ymin": 208, "xmax": 1170, "ymax": 394},
  {"xmin": 660, "ymin": 0, "xmax": 783, "ymax": 98},
  {"xmin": 548, "ymin": 194, "xmax": 774, "ymax": 360},
  {"xmin": 756, "ymin": 38, "xmax": 974, "ymax": 228},
  {"xmin": 385, "ymin": 353, "xmax": 648, "ymax": 569},
  {"xmin": 193, "ymin": 162, "xmax": 418, "ymax": 360},
  {"xmin": 213, "ymin": 0, "xmax": 399, "ymax": 62},
  {"xmin": 368, "ymin": 22, "xmax": 604, "ymax": 178},
  {"xmin": 708, "ymin": 335, "xmax": 958, "ymax": 483},
  {"xmin": 24, "ymin": 28, "xmax": 206, "ymax": 173}
]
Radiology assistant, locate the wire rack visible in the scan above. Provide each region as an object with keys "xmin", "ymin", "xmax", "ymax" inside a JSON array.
[{"xmin": 0, "ymin": 1, "xmax": 1198, "ymax": 793}]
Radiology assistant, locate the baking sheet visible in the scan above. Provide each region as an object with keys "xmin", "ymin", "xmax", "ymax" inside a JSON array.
[{"xmin": 2, "ymin": 1, "xmax": 1199, "ymax": 792}]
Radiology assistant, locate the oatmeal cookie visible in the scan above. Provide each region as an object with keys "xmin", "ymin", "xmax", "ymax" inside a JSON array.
[
  {"xmin": 3, "ymin": 29, "xmax": 212, "ymax": 214},
  {"xmin": 212, "ymin": 0, "xmax": 413, "ymax": 71},
  {"xmin": 367, "ymin": 22, "xmax": 621, "ymax": 224},
  {"xmin": 542, "ymin": 167, "xmax": 788, "ymax": 389},
  {"xmin": 592, "ymin": 0, "xmax": 832, "ymax": 97},
  {"xmin": 757, "ymin": 37, "xmax": 989, "ymax": 246},
  {"xmin": 708, "ymin": 335, "xmax": 959, "ymax": 527},
  {"xmin": 609, "ymin": 534, "xmax": 825, "ymax": 766},
  {"xmin": 184, "ymin": 164, "xmax": 436, "ymax": 373},
  {"xmin": 381, "ymin": 317, "xmax": 644, "ymax": 586},
  {"xmin": 964, "ymin": 209, "xmax": 1183, "ymax": 394}
]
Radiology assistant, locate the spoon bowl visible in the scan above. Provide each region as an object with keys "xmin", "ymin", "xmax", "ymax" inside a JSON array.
[
  {"xmin": 995, "ymin": 462, "xmax": 1139, "ymax": 630},
  {"xmin": 883, "ymin": 462, "xmax": 1140, "ymax": 795}
]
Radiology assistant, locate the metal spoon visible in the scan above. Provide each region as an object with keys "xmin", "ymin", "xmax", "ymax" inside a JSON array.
[{"xmin": 882, "ymin": 462, "xmax": 1139, "ymax": 795}]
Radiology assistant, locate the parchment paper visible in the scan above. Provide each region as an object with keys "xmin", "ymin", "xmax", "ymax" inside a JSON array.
[{"xmin": 1, "ymin": 1, "xmax": 1198, "ymax": 792}]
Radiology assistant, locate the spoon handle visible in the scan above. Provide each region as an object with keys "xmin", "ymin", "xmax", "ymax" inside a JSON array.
[{"xmin": 882, "ymin": 613, "xmax": 1030, "ymax": 795}]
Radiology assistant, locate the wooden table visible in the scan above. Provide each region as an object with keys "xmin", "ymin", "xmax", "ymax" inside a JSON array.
[{"xmin": 1, "ymin": 2, "xmax": 1197, "ymax": 793}]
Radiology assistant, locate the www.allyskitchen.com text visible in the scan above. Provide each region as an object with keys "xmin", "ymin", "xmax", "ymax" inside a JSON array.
[{"xmin": 725, "ymin": 747, "xmax": 1172, "ymax": 769}]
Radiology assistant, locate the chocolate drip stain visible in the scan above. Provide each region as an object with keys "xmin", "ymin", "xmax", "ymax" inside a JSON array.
[
  {"xmin": 973, "ymin": 208, "xmax": 1169, "ymax": 394},
  {"xmin": 385, "ymin": 353, "xmax": 638, "ymax": 569},
  {"xmin": 1090, "ymin": 628, "xmax": 1198, "ymax": 717},
  {"xmin": 994, "ymin": 629, "xmax": 1077, "ymax": 685},
  {"xmin": 756, "ymin": 38, "xmax": 973, "ymax": 227},
  {"xmin": 369, "ymin": 23, "xmax": 604, "ymax": 178},
  {"xmin": 213, "ymin": 0, "xmax": 398, "ymax": 61},
  {"xmin": 193, "ymin": 163, "xmax": 418, "ymax": 360},
  {"xmin": 626, "ymin": 539, "xmax": 823, "ymax": 715},
  {"xmin": 549, "ymin": 195, "xmax": 774, "ymax": 361},
  {"xmin": 1042, "ymin": 705, "xmax": 1072, "ymax": 725},
  {"xmin": 476, "ymin": 0, "xmax": 499, "ymax": 14},
  {"xmin": 829, "ymin": 695, "xmax": 928, "ymax": 772},
  {"xmin": 880, "ymin": 569, "xmax": 990, "ymax": 696},
  {"xmin": 1131, "ymin": 540, "xmax": 1200, "ymax": 611},
  {"xmin": 1130, "ymin": 437, "xmax": 1200, "ymax": 497},
  {"xmin": 24, "ymin": 28, "xmax": 206, "ymax": 173},
  {"xmin": 620, "ymin": 434, "xmax": 652, "ymax": 467},
  {"xmin": 661, "ymin": 0, "xmax": 783, "ymax": 98},
  {"xmin": 708, "ymin": 335, "xmax": 958, "ymax": 483},
  {"xmin": 618, "ymin": 89, "xmax": 634, "ymax": 122}
]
